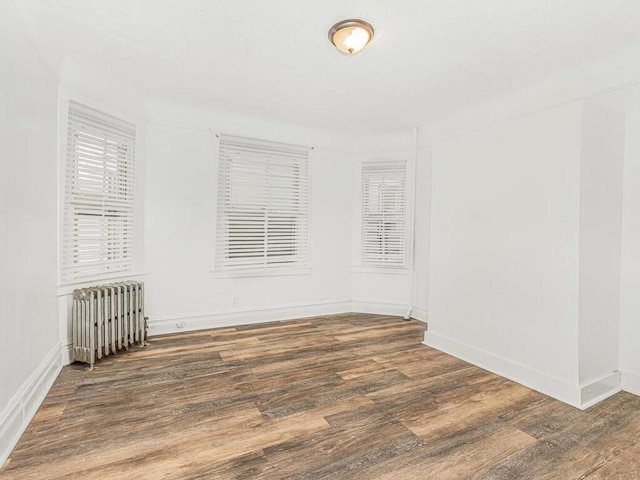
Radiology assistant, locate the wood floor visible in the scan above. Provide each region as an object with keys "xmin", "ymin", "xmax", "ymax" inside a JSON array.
[{"xmin": 2, "ymin": 314, "xmax": 640, "ymax": 479}]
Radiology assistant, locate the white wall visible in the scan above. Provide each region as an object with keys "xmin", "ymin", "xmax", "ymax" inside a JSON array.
[
  {"xmin": 144, "ymin": 105, "xmax": 354, "ymax": 333},
  {"xmin": 0, "ymin": 0, "xmax": 60, "ymax": 463},
  {"xmin": 426, "ymin": 104, "xmax": 584, "ymax": 405},
  {"xmin": 620, "ymin": 103, "xmax": 640, "ymax": 395},
  {"xmin": 578, "ymin": 102, "xmax": 625, "ymax": 390}
]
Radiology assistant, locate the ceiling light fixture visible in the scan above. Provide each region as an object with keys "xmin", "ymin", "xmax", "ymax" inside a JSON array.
[{"xmin": 328, "ymin": 19, "xmax": 374, "ymax": 56}]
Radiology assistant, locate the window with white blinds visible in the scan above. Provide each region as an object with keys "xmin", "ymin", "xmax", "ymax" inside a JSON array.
[
  {"xmin": 61, "ymin": 101, "xmax": 136, "ymax": 283},
  {"xmin": 361, "ymin": 161, "xmax": 407, "ymax": 267},
  {"xmin": 215, "ymin": 135, "xmax": 310, "ymax": 271}
]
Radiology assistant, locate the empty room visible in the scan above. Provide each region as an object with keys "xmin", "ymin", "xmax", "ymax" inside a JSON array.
[{"xmin": 3, "ymin": 0, "xmax": 640, "ymax": 478}]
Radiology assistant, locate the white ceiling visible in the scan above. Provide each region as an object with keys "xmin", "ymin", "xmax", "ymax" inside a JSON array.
[{"xmin": 15, "ymin": 0, "xmax": 640, "ymax": 133}]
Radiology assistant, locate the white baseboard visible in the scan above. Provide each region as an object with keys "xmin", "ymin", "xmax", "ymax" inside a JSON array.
[
  {"xmin": 424, "ymin": 330, "xmax": 582, "ymax": 408},
  {"xmin": 61, "ymin": 342, "xmax": 73, "ymax": 366},
  {"xmin": 351, "ymin": 301, "xmax": 407, "ymax": 317},
  {"xmin": 410, "ymin": 306, "xmax": 429, "ymax": 323},
  {"xmin": 580, "ymin": 372, "xmax": 621, "ymax": 409},
  {"xmin": 149, "ymin": 300, "xmax": 353, "ymax": 336},
  {"xmin": 621, "ymin": 371, "xmax": 640, "ymax": 397},
  {"xmin": 0, "ymin": 343, "xmax": 62, "ymax": 467},
  {"xmin": 149, "ymin": 300, "xmax": 421, "ymax": 336}
]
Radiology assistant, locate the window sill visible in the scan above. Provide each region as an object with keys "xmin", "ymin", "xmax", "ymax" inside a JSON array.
[
  {"xmin": 57, "ymin": 272, "xmax": 147, "ymax": 296},
  {"xmin": 350, "ymin": 265, "xmax": 411, "ymax": 275},
  {"xmin": 210, "ymin": 267, "xmax": 312, "ymax": 279}
]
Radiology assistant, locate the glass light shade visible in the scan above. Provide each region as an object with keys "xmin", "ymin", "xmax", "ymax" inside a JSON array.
[{"xmin": 328, "ymin": 19, "xmax": 374, "ymax": 55}]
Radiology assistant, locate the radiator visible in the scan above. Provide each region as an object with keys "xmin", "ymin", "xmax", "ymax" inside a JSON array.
[{"xmin": 72, "ymin": 281, "xmax": 147, "ymax": 368}]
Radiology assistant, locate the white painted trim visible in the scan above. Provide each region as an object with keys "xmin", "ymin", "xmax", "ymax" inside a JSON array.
[
  {"xmin": 209, "ymin": 267, "xmax": 312, "ymax": 279},
  {"xmin": 148, "ymin": 301, "xmax": 352, "ymax": 336},
  {"xmin": 406, "ymin": 127, "xmax": 419, "ymax": 319},
  {"xmin": 423, "ymin": 330, "xmax": 581, "ymax": 408},
  {"xmin": 411, "ymin": 306, "xmax": 429, "ymax": 323},
  {"xmin": 56, "ymin": 272, "xmax": 147, "ymax": 296},
  {"xmin": 350, "ymin": 266, "xmax": 411, "ymax": 275},
  {"xmin": 149, "ymin": 301, "xmax": 421, "ymax": 336},
  {"xmin": 621, "ymin": 371, "xmax": 640, "ymax": 397},
  {"xmin": 351, "ymin": 301, "xmax": 407, "ymax": 317},
  {"xmin": 0, "ymin": 344, "xmax": 62, "ymax": 467},
  {"xmin": 61, "ymin": 342, "xmax": 74, "ymax": 366},
  {"xmin": 579, "ymin": 372, "xmax": 622, "ymax": 410}
]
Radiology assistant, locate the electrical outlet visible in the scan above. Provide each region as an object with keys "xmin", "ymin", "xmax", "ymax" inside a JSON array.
[
  {"xmin": 232, "ymin": 297, "xmax": 239, "ymax": 306},
  {"xmin": 176, "ymin": 321, "xmax": 186, "ymax": 329}
]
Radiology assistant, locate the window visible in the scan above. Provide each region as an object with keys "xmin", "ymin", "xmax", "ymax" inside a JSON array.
[
  {"xmin": 215, "ymin": 135, "xmax": 310, "ymax": 271},
  {"xmin": 61, "ymin": 101, "xmax": 136, "ymax": 283},
  {"xmin": 361, "ymin": 161, "xmax": 407, "ymax": 267}
]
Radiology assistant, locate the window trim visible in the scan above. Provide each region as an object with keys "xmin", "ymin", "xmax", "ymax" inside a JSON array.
[
  {"xmin": 210, "ymin": 266, "xmax": 312, "ymax": 278},
  {"xmin": 360, "ymin": 160, "xmax": 408, "ymax": 268},
  {"xmin": 213, "ymin": 134, "xmax": 311, "ymax": 274}
]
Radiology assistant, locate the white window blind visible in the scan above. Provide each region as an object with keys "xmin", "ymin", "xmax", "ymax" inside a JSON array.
[
  {"xmin": 61, "ymin": 101, "xmax": 136, "ymax": 283},
  {"xmin": 361, "ymin": 161, "xmax": 407, "ymax": 267},
  {"xmin": 216, "ymin": 135, "xmax": 310, "ymax": 271}
]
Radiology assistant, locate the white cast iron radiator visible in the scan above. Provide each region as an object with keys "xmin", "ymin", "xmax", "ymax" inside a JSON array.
[{"xmin": 72, "ymin": 281, "xmax": 147, "ymax": 368}]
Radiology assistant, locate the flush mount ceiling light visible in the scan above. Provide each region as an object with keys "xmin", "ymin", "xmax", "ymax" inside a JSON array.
[{"xmin": 328, "ymin": 19, "xmax": 374, "ymax": 56}]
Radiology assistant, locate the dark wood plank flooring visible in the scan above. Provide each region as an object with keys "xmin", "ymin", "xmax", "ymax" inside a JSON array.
[{"xmin": 2, "ymin": 313, "xmax": 640, "ymax": 479}]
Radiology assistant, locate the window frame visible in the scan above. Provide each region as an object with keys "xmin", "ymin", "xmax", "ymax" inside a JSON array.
[
  {"xmin": 360, "ymin": 160, "xmax": 408, "ymax": 268},
  {"xmin": 213, "ymin": 134, "xmax": 311, "ymax": 275},
  {"xmin": 60, "ymin": 100, "xmax": 137, "ymax": 285}
]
